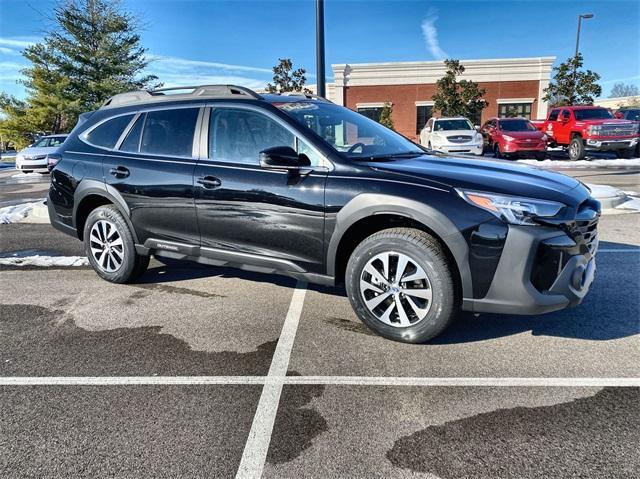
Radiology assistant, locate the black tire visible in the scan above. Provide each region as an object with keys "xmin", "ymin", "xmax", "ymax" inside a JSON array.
[
  {"xmin": 615, "ymin": 148, "xmax": 633, "ymax": 159},
  {"xmin": 535, "ymin": 152, "xmax": 546, "ymax": 161},
  {"xmin": 345, "ymin": 228, "xmax": 457, "ymax": 343},
  {"xmin": 493, "ymin": 143, "xmax": 502, "ymax": 159},
  {"xmin": 22, "ymin": 170, "xmax": 33, "ymax": 174},
  {"xmin": 83, "ymin": 204, "xmax": 148, "ymax": 284},
  {"xmin": 568, "ymin": 137, "xmax": 586, "ymax": 161},
  {"xmin": 635, "ymin": 142, "xmax": 640, "ymax": 159}
]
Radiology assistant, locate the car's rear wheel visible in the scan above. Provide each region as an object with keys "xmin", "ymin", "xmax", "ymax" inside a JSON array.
[
  {"xmin": 535, "ymin": 152, "xmax": 546, "ymax": 161},
  {"xmin": 568, "ymin": 137, "xmax": 586, "ymax": 161},
  {"xmin": 84, "ymin": 205, "xmax": 149, "ymax": 283},
  {"xmin": 345, "ymin": 228, "xmax": 457, "ymax": 343}
]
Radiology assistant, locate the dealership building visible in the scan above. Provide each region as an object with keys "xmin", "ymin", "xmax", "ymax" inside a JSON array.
[{"xmin": 324, "ymin": 56, "xmax": 556, "ymax": 142}]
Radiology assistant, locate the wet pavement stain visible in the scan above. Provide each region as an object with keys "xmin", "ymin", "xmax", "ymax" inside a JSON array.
[
  {"xmin": 386, "ymin": 387, "xmax": 639, "ymax": 479},
  {"xmin": 267, "ymin": 375, "xmax": 327, "ymax": 465},
  {"xmin": 0, "ymin": 304, "xmax": 276, "ymax": 376},
  {"xmin": 133, "ymin": 282, "xmax": 226, "ymax": 299},
  {"xmin": 324, "ymin": 316, "xmax": 378, "ymax": 337}
]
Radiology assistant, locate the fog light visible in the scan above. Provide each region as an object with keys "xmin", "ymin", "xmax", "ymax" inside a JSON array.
[{"xmin": 572, "ymin": 265, "xmax": 586, "ymax": 290}]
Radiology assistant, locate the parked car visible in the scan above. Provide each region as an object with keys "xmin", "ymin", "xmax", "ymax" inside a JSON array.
[
  {"xmin": 419, "ymin": 117, "xmax": 484, "ymax": 156},
  {"xmin": 614, "ymin": 107, "xmax": 640, "ymax": 158},
  {"xmin": 532, "ymin": 106, "xmax": 638, "ymax": 160},
  {"xmin": 15, "ymin": 134, "xmax": 68, "ymax": 172},
  {"xmin": 49, "ymin": 85, "xmax": 599, "ymax": 343},
  {"xmin": 481, "ymin": 117, "xmax": 547, "ymax": 160}
]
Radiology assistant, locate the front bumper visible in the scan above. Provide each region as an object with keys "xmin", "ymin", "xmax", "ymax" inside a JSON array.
[
  {"xmin": 16, "ymin": 156, "xmax": 48, "ymax": 170},
  {"xmin": 585, "ymin": 137, "xmax": 638, "ymax": 151},
  {"xmin": 432, "ymin": 142, "xmax": 484, "ymax": 156},
  {"xmin": 462, "ymin": 223, "xmax": 597, "ymax": 315}
]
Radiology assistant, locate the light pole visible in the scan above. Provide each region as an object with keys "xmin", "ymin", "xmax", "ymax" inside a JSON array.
[
  {"xmin": 572, "ymin": 13, "xmax": 593, "ymax": 102},
  {"xmin": 316, "ymin": 0, "xmax": 326, "ymax": 98}
]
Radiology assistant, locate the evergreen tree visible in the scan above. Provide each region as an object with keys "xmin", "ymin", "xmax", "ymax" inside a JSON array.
[
  {"xmin": 266, "ymin": 58, "xmax": 311, "ymax": 93},
  {"xmin": 543, "ymin": 54, "xmax": 601, "ymax": 106},
  {"xmin": 378, "ymin": 101, "xmax": 394, "ymax": 130},
  {"xmin": 432, "ymin": 59, "xmax": 486, "ymax": 120},
  {"xmin": 0, "ymin": 0, "xmax": 157, "ymax": 147}
]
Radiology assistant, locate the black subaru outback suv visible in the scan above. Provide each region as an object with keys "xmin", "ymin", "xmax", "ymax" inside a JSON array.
[{"xmin": 48, "ymin": 85, "xmax": 599, "ymax": 343}]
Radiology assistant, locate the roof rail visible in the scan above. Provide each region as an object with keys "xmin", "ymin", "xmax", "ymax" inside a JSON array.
[
  {"xmin": 101, "ymin": 84, "xmax": 263, "ymax": 109},
  {"xmin": 275, "ymin": 91, "xmax": 331, "ymax": 103}
]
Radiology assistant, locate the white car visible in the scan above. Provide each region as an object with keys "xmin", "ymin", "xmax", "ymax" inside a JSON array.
[
  {"xmin": 420, "ymin": 117, "xmax": 483, "ymax": 156},
  {"xmin": 15, "ymin": 135, "xmax": 68, "ymax": 173}
]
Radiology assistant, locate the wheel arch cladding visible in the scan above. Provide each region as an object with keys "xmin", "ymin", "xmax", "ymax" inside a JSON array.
[
  {"xmin": 74, "ymin": 181, "xmax": 137, "ymax": 242},
  {"xmin": 328, "ymin": 193, "xmax": 472, "ymax": 298}
]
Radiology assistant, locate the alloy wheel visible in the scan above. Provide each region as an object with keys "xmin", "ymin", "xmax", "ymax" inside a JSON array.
[
  {"xmin": 89, "ymin": 220, "xmax": 124, "ymax": 272},
  {"xmin": 359, "ymin": 251, "xmax": 433, "ymax": 328}
]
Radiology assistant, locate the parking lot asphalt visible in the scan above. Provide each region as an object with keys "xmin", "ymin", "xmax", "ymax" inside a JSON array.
[{"xmin": 1, "ymin": 163, "xmax": 639, "ymax": 478}]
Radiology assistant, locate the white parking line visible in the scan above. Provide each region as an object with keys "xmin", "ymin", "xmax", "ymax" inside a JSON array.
[
  {"xmin": 1, "ymin": 376, "xmax": 638, "ymax": 387},
  {"xmin": 235, "ymin": 280, "xmax": 307, "ymax": 479}
]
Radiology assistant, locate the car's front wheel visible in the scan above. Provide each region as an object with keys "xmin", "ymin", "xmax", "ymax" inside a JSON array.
[
  {"xmin": 345, "ymin": 228, "xmax": 457, "ymax": 343},
  {"xmin": 84, "ymin": 205, "xmax": 149, "ymax": 283},
  {"xmin": 568, "ymin": 137, "xmax": 586, "ymax": 161}
]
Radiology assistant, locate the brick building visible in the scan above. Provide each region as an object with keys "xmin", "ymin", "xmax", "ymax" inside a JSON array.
[{"xmin": 326, "ymin": 57, "xmax": 555, "ymax": 142}]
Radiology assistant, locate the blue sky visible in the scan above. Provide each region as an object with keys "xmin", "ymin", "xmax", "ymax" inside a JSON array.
[{"xmin": 0, "ymin": 0, "xmax": 638, "ymax": 99}]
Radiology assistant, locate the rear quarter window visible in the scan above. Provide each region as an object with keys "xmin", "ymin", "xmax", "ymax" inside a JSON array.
[{"xmin": 85, "ymin": 114, "xmax": 135, "ymax": 149}]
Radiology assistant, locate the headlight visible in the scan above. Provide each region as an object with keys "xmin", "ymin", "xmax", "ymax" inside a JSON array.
[
  {"xmin": 430, "ymin": 133, "xmax": 443, "ymax": 144},
  {"xmin": 474, "ymin": 133, "xmax": 483, "ymax": 142},
  {"xmin": 502, "ymin": 135, "xmax": 515, "ymax": 142},
  {"xmin": 588, "ymin": 125, "xmax": 602, "ymax": 136},
  {"xmin": 456, "ymin": 189, "xmax": 565, "ymax": 226}
]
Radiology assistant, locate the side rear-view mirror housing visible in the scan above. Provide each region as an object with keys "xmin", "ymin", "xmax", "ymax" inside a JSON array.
[{"xmin": 259, "ymin": 146, "xmax": 310, "ymax": 170}]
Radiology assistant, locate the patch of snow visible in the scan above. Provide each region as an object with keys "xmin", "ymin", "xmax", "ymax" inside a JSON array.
[
  {"xmin": 616, "ymin": 197, "xmax": 640, "ymax": 212},
  {"xmin": 0, "ymin": 255, "xmax": 89, "ymax": 267},
  {"xmin": 585, "ymin": 183, "xmax": 626, "ymax": 199},
  {"xmin": 518, "ymin": 158, "xmax": 640, "ymax": 168},
  {"xmin": 10, "ymin": 171, "xmax": 44, "ymax": 178},
  {"xmin": 0, "ymin": 201, "xmax": 47, "ymax": 224}
]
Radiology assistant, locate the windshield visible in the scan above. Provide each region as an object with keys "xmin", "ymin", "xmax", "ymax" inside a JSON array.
[
  {"xmin": 274, "ymin": 101, "xmax": 423, "ymax": 159},
  {"xmin": 574, "ymin": 109, "xmax": 613, "ymax": 120},
  {"xmin": 33, "ymin": 138, "xmax": 49, "ymax": 147},
  {"xmin": 434, "ymin": 119, "xmax": 473, "ymax": 131},
  {"xmin": 499, "ymin": 119, "xmax": 537, "ymax": 132}
]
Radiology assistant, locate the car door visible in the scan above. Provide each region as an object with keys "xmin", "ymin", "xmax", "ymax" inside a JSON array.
[
  {"xmin": 555, "ymin": 109, "xmax": 573, "ymax": 145},
  {"xmin": 101, "ymin": 106, "xmax": 201, "ymax": 246},
  {"xmin": 193, "ymin": 105, "xmax": 328, "ymax": 275},
  {"xmin": 421, "ymin": 118, "xmax": 434, "ymax": 147}
]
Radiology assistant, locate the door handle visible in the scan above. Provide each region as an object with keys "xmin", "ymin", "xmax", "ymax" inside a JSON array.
[
  {"xmin": 109, "ymin": 166, "xmax": 130, "ymax": 178},
  {"xmin": 197, "ymin": 176, "xmax": 222, "ymax": 189}
]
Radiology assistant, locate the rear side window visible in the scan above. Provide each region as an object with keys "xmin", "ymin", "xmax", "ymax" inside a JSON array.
[
  {"xmin": 140, "ymin": 108, "xmax": 199, "ymax": 157},
  {"xmin": 86, "ymin": 114, "xmax": 134, "ymax": 149},
  {"xmin": 119, "ymin": 114, "xmax": 145, "ymax": 153}
]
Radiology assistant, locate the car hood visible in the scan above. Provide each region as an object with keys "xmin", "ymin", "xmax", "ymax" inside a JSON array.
[
  {"xmin": 433, "ymin": 129, "xmax": 478, "ymax": 137},
  {"xmin": 501, "ymin": 130, "xmax": 545, "ymax": 139},
  {"xmin": 18, "ymin": 146, "xmax": 59, "ymax": 157},
  {"xmin": 370, "ymin": 154, "xmax": 582, "ymax": 204},
  {"xmin": 574, "ymin": 119, "xmax": 635, "ymax": 126}
]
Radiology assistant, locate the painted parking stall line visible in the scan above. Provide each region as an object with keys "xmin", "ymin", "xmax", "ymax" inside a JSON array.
[
  {"xmin": 1, "ymin": 377, "xmax": 638, "ymax": 387},
  {"xmin": 235, "ymin": 280, "xmax": 307, "ymax": 479}
]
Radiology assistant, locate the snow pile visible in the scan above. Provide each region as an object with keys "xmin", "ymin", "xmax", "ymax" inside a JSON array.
[
  {"xmin": 0, "ymin": 201, "xmax": 47, "ymax": 224},
  {"xmin": 518, "ymin": 158, "xmax": 640, "ymax": 168},
  {"xmin": 0, "ymin": 255, "xmax": 89, "ymax": 267},
  {"xmin": 616, "ymin": 197, "xmax": 640, "ymax": 212},
  {"xmin": 585, "ymin": 183, "xmax": 626, "ymax": 200}
]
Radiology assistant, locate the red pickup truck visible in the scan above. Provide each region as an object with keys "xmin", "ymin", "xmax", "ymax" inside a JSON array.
[{"xmin": 532, "ymin": 106, "xmax": 639, "ymax": 160}]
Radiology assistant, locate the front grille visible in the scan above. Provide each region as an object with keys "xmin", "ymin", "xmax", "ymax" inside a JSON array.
[
  {"xmin": 598, "ymin": 124, "xmax": 637, "ymax": 136},
  {"xmin": 515, "ymin": 139, "xmax": 543, "ymax": 147},
  {"xmin": 447, "ymin": 135, "xmax": 472, "ymax": 143},
  {"xmin": 567, "ymin": 200, "xmax": 600, "ymax": 256}
]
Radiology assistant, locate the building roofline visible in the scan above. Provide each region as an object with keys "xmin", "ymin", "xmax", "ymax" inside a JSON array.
[{"xmin": 332, "ymin": 56, "xmax": 556, "ymax": 70}]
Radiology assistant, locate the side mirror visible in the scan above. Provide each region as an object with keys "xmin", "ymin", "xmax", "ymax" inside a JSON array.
[
  {"xmin": 259, "ymin": 146, "xmax": 310, "ymax": 169},
  {"xmin": 474, "ymin": 125, "xmax": 481, "ymax": 131},
  {"xmin": 425, "ymin": 127, "xmax": 431, "ymax": 133}
]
